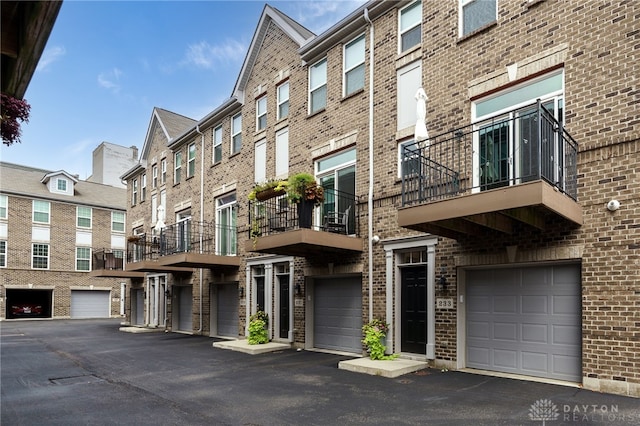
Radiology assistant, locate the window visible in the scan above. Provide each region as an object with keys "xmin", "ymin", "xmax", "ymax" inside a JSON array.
[
  {"xmin": 277, "ymin": 81, "xmax": 289, "ymax": 120},
  {"xmin": 400, "ymin": 1, "xmax": 422, "ymax": 52},
  {"xmin": 256, "ymin": 96, "xmax": 267, "ymax": 131},
  {"xmin": 76, "ymin": 247, "xmax": 91, "ymax": 271},
  {"xmin": 216, "ymin": 193, "xmax": 237, "ymax": 256},
  {"xmin": 0, "ymin": 195, "xmax": 7, "ymax": 219},
  {"xmin": 309, "ymin": 58, "xmax": 327, "ymax": 114},
  {"xmin": 231, "ymin": 113, "xmax": 242, "ymax": 154},
  {"xmin": 161, "ymin": 159, "xmax": 167, "ymax": 184},
  {"xmin": 152, "ymin": 165, "xmax": 158, "ymax": 188},
  {"xmin": 398, "ymin": 139, "xmax": 420, "ymax": 178},
  {"xmin": 32, "ymin": 243, "xmax": 49, "ymax": 269},
  {"xmin": 132, "ymin": 178, "xmax": 138, "ymax": 205},
  {"xmin": 141, "ymin": 174, "xmax": 147, "ymax": 201},
  {"xmin": 397, "ymin": 61, "xmax": 422, "ymax": 130},
  {"xmin": 213, "ymin": 125, "xmax": 223, "ymax": 163},
  {"xmin": 275, "ymin": 127, "xmax": 289, "ymax": 177},
  {"xmin": 316, "ymin": 149, "xmax": 356, "ymax": 235},
  {"xmin": 254, "ymin": 139, "xmax": 266, "ymax": 183},
  {"xmin": 174, "ymin": 152, "xmax": 182, "ymax": 184},
  {"xmin": 460, "ymin": 0, "xmax": 497, "ymax": 37},
  {"xmin": 112, "ymin": 211, "xmax": 125, "ymax": 232},
  {"xmin": 187, "ymin": 143, "xmax": 196, "ymax": 178},
  {"xmin": 151, "ymin": 194, "xmax": 158, "ymax": 225},
  {"xmin": 57, "ymin": 178, "xmax": 67, "ymax": 192},
  {"xmin": 344, "ymin": 34, "xmax": 365, "ymax": 96},
  {"xmin": 33, "ymin": 200, "xmax": 50, "ymax": 224},
  {"xmin": 0, "ymin": 241, "xmax": 6, "ymax": 267},
  {"xmin": 77, "ymin": 206, "xmax": 92, "ymax": 228}
]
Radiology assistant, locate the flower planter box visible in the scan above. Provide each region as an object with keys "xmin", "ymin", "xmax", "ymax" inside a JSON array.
[{"xmin": 255, "ymin": 187, "xmax": 286, "ymax": 201}]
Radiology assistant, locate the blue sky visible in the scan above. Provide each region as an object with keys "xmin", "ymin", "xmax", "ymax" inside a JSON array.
[{"xmin": 1, "ymin": 0, "xmax": 366, "ymax": 178}]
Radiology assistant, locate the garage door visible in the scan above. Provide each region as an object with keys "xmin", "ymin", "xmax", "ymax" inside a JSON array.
[
  {"xmin": 314, "ymin": 277, "xmax": 362, "ymax": 353},
  {"xmin": 177, "ymin": 286, "xmax": 192, "ymax": 332},
  {"xmin": 71, "ymin": 290, "xmax": 110, "ymax": 318},
  {"xmin": 216, "ymin": 284, "xmax": 238, "ymax": 337},
  {"xmin": 466, "ymin": 264, "xmax": 581, "ymax": 382}
]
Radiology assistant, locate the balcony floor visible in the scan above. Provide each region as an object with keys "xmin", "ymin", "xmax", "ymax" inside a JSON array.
[
  {"xmin": 89, "ymin": 269, "xmax": 146, "ymax": 278},
  {"xmin": 245, "ymin": 228, "xmax": 364, "ymax": 257},
  {"xmin": 157, "ymin": 253, "xmax": 241, "ymax": 269}
]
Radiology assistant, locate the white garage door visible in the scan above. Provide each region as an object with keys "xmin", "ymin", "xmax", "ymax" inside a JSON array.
[
  {"xmin": 216, "ymin": 284, "xmax": 238, "ymax": 337},
  {"xmin": 71, "ymin": 290, "xmax": 110, "ymax": 318},
  {"xmin": 314, "ymin": 277, "xmax": 362, "ymax": 353},
  {"xmin": 466, "ymin": 264, "xmax": 581, "ymax": 382}
]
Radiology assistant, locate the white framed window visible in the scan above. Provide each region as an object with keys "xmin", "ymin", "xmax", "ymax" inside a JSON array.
[
  {"xmin": 0, "ymin": 195, "xmax": 7, "ymax": 219},
  {"xmin": 277, "ymin": 81, "xmax": 289, "ymax": 120},
  {"xmin": 231, "ymin": 113, "xmax": 242, "ymax": 154},
  {"xmin": 32, "ymin": 243, "xmax": 49, "ymax": 269},
  {"xmin": 187, "ymin": 142, "xmax": 196, "ymax": 178},
  {"xmin": 112, "ymin": 211, "xmax": 125, "ymax": 232},
  {"xmin": 32, "ymin": 200, "xmax": 50, "ymax": 224},
  {"xmin": 151, "ymin": 194, "xmax": 158, "ymax": 225},
  {"xmin": 56, "ymin": 178, "xmax": 67, "ymax": 192},
  {"xmin": 141, "ymin": 174, "xmax": 147, "ymax": 202},
  {"xmin": 399, "ymin": 0, "xmax": 422, "ymax": 52},
  {"xmin": 174, "ymin": 152, "xmax": 182, "ymax": 184},
  {"xmin": 275, "ymin": 127, "xmax": 289, "ymax": 177},
  {"xmin": 77, "ymin": 206, "xmax": 92, "ymax": 228},
  {"xmin": 76, "ymin": 247, "xmax": 91, "ymax": 271},
  {"xmin": 216, "ymin": 192, "xmax": 237, "ymax": 256},
  {"xmin": 256, "ymin": 95, "xmax": 267, "ymax": 131},
  {"xmin": 309, "ymin": 58, "xmax": 327, "ymax": 114},
  {"xmin": 213, "ymin": 125, "xmax": 223, "ymax": 164},
  {"xmin": 161, "ymin": 159, "xmax": 167, "ymax": 184},
  {"xmin": 132, "ymin": 178, "xmax": 138, "ymax": 205},
  {"xmin": 397, "ymin": 138, "xmax": 419, "ymax": 179},
  {"xmin": 152, "ymin": 165, "xmax": 158, "ymax": 188},
  {"xmin": 254, "ymin": 139, "xmax": 267, "ymax": 183},
  {"xmin": 315, "ymin": 148, "xmax": 356, "ymax": 235},
  {"xmin": 0, "ymin": 241, "xmax": 6, "ymax": 267},
  {"xmin": 344, "ymin": 34, "xmax": 365, "ymax": 96},
  {"xmin": 397, "ymin": 60, "xmax": 422, "ymax": 131},
  {"xmin": 460, "ymin": 0, "xmax": 497, "ymax": 37}
]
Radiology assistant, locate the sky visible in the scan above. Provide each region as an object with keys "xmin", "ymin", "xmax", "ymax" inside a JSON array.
[{"xmin": 1, "ymin": 0, "xmax": 366, "ymax": 179}]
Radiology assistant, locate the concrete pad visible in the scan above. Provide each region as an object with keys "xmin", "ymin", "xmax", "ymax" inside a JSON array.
[
  {"xmin": 119, "ymin": 326, "xmax": 165, "ymax": 333},
  {"xmin": 338, "ymin": 357, "xmax": 428, "ymax": 378},
  {"xmin": 212, "ymin": 339, "xmax": 291, "ymax": 355}
]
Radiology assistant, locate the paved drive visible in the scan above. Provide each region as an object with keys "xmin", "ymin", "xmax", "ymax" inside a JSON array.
[{"xmin": 1, "ymin": 319, "xmax": 638, "ymax": 425}]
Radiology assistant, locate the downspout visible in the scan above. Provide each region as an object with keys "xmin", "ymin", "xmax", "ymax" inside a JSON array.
[
  {"xmin": 196, "ymin": 124, "xmax": 204, "ymax": 333},
  {"xmin": 364, "ymin": 8, "xmax": 374, "ymax": 323}
]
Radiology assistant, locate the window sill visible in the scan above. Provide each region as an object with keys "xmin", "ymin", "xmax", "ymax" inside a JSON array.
[
  {"xmin": 229, "ymin": 151, "xmax": 241, "ymax": 160},
  {"xmin": 457, "ymin": 21, "xmax": 498, "ymax": 44},
  {"xmin": 307, "ymin": 108, "xmax": 326, "ymax": 119},
  {"xmin": 341, "ymin": 88, "xmax": 365, "ymax": 102}
]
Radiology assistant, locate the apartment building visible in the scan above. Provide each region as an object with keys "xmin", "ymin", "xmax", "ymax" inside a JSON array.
[
  {"xmin": 0, "ymin": 161, "xmax": 129, "ymax": 319},
  {"xmin": 112, "ymin": 1, "xmax": 639, "ymax": 397}
]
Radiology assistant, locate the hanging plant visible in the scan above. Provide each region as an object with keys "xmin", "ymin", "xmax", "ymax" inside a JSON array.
[{"xmin": 1, "ymin": 93, "xmax": 31, "ymax": 146}]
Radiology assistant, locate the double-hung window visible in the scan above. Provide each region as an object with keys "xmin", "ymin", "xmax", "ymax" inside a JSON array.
[
  {"xmin": 77, "ymin": 206, "xmax": 92, "ymax": 228},
  {"xmin": 152, "ymin": 165, "xmax": 158, "ymax": 188},
  {"xmin": 32, "ymin": 243, "xmax": 49, "ymax": 269},
  {"xmin": 57, "ymin": 178, "xmax": 67, "ymax": 192},
  {"xmin": 187, "ymin": 143, "xmax": 196, "ymax": 178},
  {"xmin": 0, "ymin": 195, "xmax": 7, "ymax": 219},
  {"xmin": 400, "ymin": 1, "xmax": 422, "ymax": 52},
  {"xmin": 256, "ymin": 96, "xmax": 267, "ymax": 131},
  {"xmin": 344, "ymin": 34, "xmax": 365, "ymax": 96},
  {"xmin": 0, "ymin": 241, "xmax": 6, "ymax": 267},
  {"xmin": 141, "ymin": 174, "xmax": 147, "ymax": 201},
  {"xmin": 33, "ymin": 200, "xmax": 50, "ymax": 224},
  {"xmin": 231, "ymin": 113, "xmax": 242, "ymax": 154},
  {"xmin": 174, "ymin": 152, "xmax": 182, "ymax": 184},
  {"xmin": 460, "ymin": 0, "xmax": 497, "ymax": 37},
  {"xmin": 132, "ymin": 178, "xmax": 138, "ymax": 205},
  {"xmin": 213, "ymin": 125, "xmax": 222, "ymax": 164},
  {"xmin": 161, "ymin": 159, "xmax": 167, "ymax": 184},
  {"xmin": 277, "ymin": 81, "xmax": 289, "ymax": 120},
  {"xmin": 76, "ymin": 247, "xmax": 91, "ymax": 271},
  {"xmin": 309, "ymin": 58, "xmax": 327, "ymax": 114},
  {"xmin": 112, "ymin": 211, "xmax": 125, "ymax": 232}
]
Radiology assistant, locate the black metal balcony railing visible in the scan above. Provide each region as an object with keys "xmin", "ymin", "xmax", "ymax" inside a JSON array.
[
  {"xmin": 248, "ymin": 188, "xmax": 360, "ymax": 238},
  {"xmin": 126, "ymin": 220, "xmax": 237, "ymax": 263},
  {"xmin": 93, "ymin": 249, "xmax": 125, "ymax": 270},
  {"xmin": 401, "ymin": 100, "xmax": 578, "ymax": 206}
]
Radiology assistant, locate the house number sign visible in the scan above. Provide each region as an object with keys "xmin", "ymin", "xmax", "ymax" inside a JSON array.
[{"xmin": 436, "ymin": 298, "xmax": 454, "ymax": 309}]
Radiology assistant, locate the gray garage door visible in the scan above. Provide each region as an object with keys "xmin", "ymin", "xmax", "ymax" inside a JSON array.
[
  {"xmin": 314, "ymin": 277, "xmax": 362, "ymax": 353},
  {"xmin": 216, "ymin": 284, "xmax": 238, "ymax": 337},
  {"xmin": 71, "ymin": 290, "xmax": 110, "ymax": 318},
  {"xmin": 466, "ymin": 264, "xmax": 581, "ymax": 382},
  {"xmin": 177, "ymin": 286, "xmax": 193, "ymax": 332}
]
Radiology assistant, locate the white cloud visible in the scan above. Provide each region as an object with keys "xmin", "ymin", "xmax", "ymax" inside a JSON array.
[
  {"xmin": 182, "ymin": 39, "xmax": 247, "ymax": 70},
  {"xmin": 290, "ymin": 1, "xmax": 367, "ymax": 33},
  {"xmin": 36, "ymin": 46, "xmax": 66, "ymax": 72},
  {"xmin": 97, "ymin": 68, "xmax": 123, "ymax": 92}
]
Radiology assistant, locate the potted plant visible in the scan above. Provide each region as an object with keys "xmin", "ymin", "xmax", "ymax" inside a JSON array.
[
  {"xmin": 362, "ymin": 318, "xmax": 397, "ymax": 360},
  {"xmin": 286, "ymin": 173, "xmax": 324, "ymax": 229},
  {"xmin": 248, "ymin": 311, "xmax": 269, "ymax": 345},
  {"xmin": 248, "ymin": 179, "xmax": 288, "ymax": 202}
]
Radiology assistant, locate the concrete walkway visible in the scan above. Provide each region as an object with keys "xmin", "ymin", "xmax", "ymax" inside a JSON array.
[
  {"xmin": 212, "ymin": 338, "xmax": 291, "ymax": 355},
  {"xmin": 339, "ymin": 357, "xmax": 428, "ymax": 378}
]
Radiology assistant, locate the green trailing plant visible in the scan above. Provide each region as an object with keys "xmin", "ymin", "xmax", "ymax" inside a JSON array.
[
  {"xmin": 286, "ymin": 173, "xmax": 324, "ymax": 205},
  {"xmin": 362, "ymin": 318, "xmax": 398, "ymax": 360},
  {"xmin": 248, "ymin": 311, "xmax": 269, "ymax": 345}
]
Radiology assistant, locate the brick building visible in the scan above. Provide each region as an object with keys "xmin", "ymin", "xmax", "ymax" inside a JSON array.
[
  {"xmin": 113, "ymin": 1, "xmax": 639, "ymax": 397},
  {"xmin": 0, "ymin": 161, "xmax": 129, "ymax": 319}
]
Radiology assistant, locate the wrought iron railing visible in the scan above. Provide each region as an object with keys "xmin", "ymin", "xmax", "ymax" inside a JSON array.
[
  {"xmin": 248, "ymin": 188, "xmax": 360, "ymax": 238},
  {"xmin": 401, "ymin": 100, "xmax": 578, "ymax": 206},
  {"xmin": 92, "ymin": 249, "xmax": 125, "ymax": 271}
]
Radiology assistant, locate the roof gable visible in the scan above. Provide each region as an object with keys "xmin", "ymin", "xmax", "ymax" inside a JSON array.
[{"xmin": 139, "ymin": 107, "xmax": 196, "ymax": 162}]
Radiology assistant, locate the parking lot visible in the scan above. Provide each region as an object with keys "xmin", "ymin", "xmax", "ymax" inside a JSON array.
[{"xmin": 2, "ymin": 319, "xmax": 638, "ymax": 425}]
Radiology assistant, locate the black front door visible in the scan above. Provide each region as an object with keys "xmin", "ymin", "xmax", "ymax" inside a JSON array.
[
  {"xmin": 279, "ymin": 279, "xmax": 289, "ymax": 339},
  {"xmin": 255, "ymin": 277, "xmax": 265, "ymax": 312},
  {"xmin": 401, "ymin": 266, "xmax": 427, "ymax": 354}
]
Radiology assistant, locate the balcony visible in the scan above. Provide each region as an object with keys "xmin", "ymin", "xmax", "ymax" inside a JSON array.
[
  {"xmin": 398, "ymin": 101, "xmax": 582, "ymax": 240},
  {"xmin": 245, "ymin": 188, "xmax": 363, "ymax": 257},
  {"xmin": 90, "ymin": 249, "xmax": 145, "ymax": 278}
]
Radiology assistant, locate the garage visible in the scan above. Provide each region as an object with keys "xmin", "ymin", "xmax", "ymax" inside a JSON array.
[
  {"xmin": 215, "ymin": 283, "xmax": 238, "ymax": 337},
  {"xmin": 175, "ymin": 286, "xmax": 193, "ymax": 332},
  {"xmin": 466, "ymin": 264, "xmax": 581, "ymax": 382},
  {"xmin": 313, "ymin": 277, "xmax": 362, "ymax": 354},
  {"xmin": 71, "ymin": 290, "xmax": 110, "ymax": 318},
  {"xmin": 6, "ymin": 289, "xmax": 52, "ymax": 319}
]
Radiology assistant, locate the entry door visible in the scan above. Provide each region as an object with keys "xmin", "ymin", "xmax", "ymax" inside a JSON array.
[
  {"xmin": 401, "ymin": 266, "xmax": 427, "ymax": 354},
  {"xmin": 134, "ymin": 289, "xmax": 144, "ymax": 325},
  {"xmin": 278, "ymin": 278, "xmax": 289, "ymax": 339},
  {"xmin": 255, "ymin": 277, "xmax": 265, "ymax": 312}
]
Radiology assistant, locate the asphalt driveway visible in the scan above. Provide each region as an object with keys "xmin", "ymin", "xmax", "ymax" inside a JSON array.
[{"xmin": 1, "ymin": 319, "xmax": 638, "ymax": 425}]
